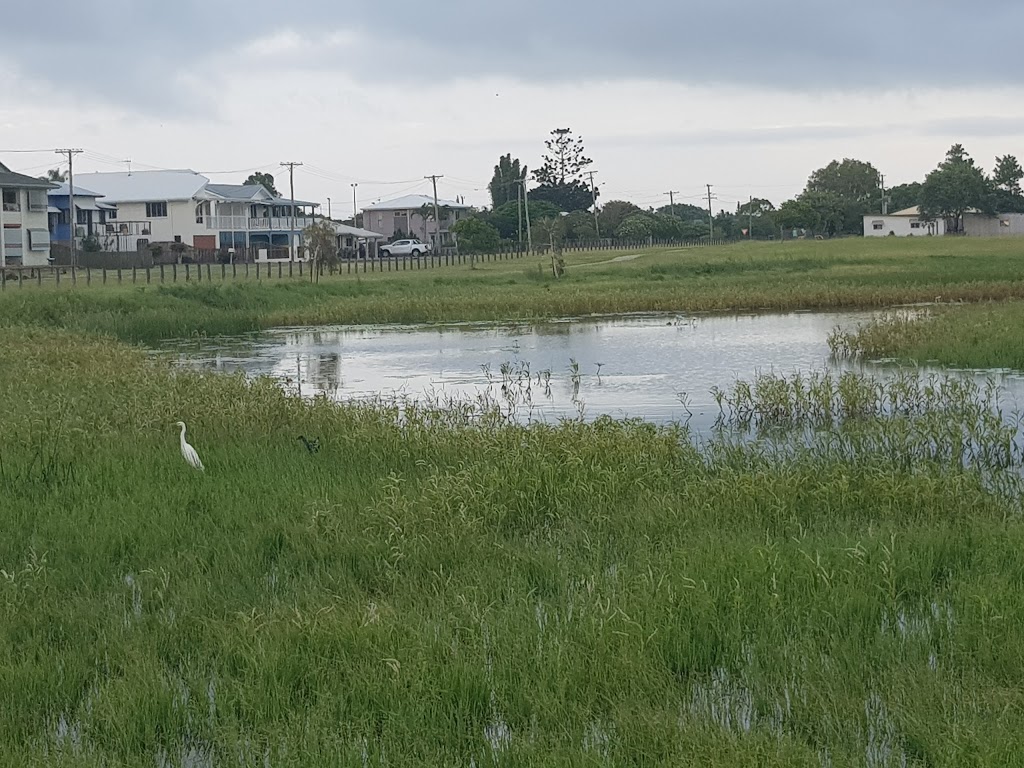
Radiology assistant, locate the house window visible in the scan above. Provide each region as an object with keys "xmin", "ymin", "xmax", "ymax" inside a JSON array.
[
  {"xmin": 146, "ymin": 202, "xmax": 168, "ymax": 218},
  {"xmin": 28, "ymin": 190, "xmax": 47, "ymax": 211},
  {"xmin": 910, "ymin": 221, "xmax": 922, "ymax": 229},
  {"xmin": 872, "ymin": 221, "xmax": 884, "ymax": 230},
  {"xmin": 2, "ymin": 189, "xmax": 19, "ymax": 212},
  {"xmin": 28, "ymin": 229, "xmax": 50, "ymax": 251},
  {"xmin": 77, "ymin": 209, "xmax": 89, "ymax": 225},
  {"xmin": 393, "ymin": 212, "xmax": 408, "ymax": 234},
  {"xmin": 107, "ymin": 208, "xmax": 117, "ymax": 220}
]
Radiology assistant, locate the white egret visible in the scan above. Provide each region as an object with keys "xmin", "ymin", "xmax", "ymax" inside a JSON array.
[{"xmin": 175, "ymin": 421, "xmax": 205, "ymax": 471}]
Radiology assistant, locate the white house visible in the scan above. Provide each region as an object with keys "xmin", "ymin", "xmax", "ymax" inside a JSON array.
[
  {"xmin": 0, "ymin": 161, "xmax": 57, "ymax": 266},
  {"xmin": 362, "ymin": 194, "xmax": 471, "ymax": 247},
  {"xmin": 73, "ymin": 170, "xmax": 319, "ymax": 256},
  {"xmin": 863, "ymin": 206, "xmax": 945, "ymax": 237}
]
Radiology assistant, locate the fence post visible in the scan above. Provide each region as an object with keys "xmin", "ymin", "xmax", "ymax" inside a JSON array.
[
  {"xmin": 147, "ymin": 267, "xmax": 151, "ymax": 284},
  {"xmin": 172, "ymin": 264, "xmax": 177, "ymax": 282},
  {"xmin": 221, "ymin": 264, "xmax": 225, "ymax": 280},
  {"xmin": 289, "ymin": 261, "xmax": 293, "ymax": 278},
  {"xmin": 207, "ymin": 264, "xmax": 212, "ymax": 281},
  {"xmin": 18, "ymin": 270, "xmax": 23, "ymax": 288},
  {"xmin": 244, "ymin": 262, "xmax": 249, "ymax": 279},
  {"xmin": 132, "ymin": 266, "xmax": 137, "ymax": 284},
  {"xmin": 299, "ymin": 261, "xmax": 303, "ymax": 277},
  {"xmin": 102, "ymin": 268, "xmax": 107, "ymax": 285},
  {"xmin": 278, "ymin": 262, "xmax": 282, "ymax": 279},
  {"xmin": 159, "ymin": 264, "xmax": 164, "ymax": 283},
  {"xmin": 37, "ymin": 269, "xmax": 42, "ymax": 287},
  {"xmin": 185, "ymin": 264, "xmax": 191, "ymax": 282},
  {"xmin": 231, "ymin": 263, "xmax": 236, "ymax": 279},
  {"xmin": 71, "ymin": 266, "xmax": 76, "ymax": 285},
  {"xmin": 55, "ymin": 268, "xmax": 60, "ymax": 287}
]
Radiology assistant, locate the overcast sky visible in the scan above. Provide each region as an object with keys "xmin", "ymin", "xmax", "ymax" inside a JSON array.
[{"xmin": 3, "ymin": 1, "xmax": 1023, "ymax": 212}]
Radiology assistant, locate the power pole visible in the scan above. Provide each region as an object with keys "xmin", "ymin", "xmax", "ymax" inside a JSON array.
[
  {"xmin": 665, "ymin": 190, "xmax": 680, "ymax": 218},
  {"xmin": 56, "ymin": 149, "xmax": 83, "ymax": 266},
  {"xmin": 424, "ymin": 175, "xmax": 443, "ymax": 248},
  {"xmin": 587, "ymin": 170, "xmax": 600, "ymax": 238},
  {"xmin": 516, "ymin": 179, "xmax": 533, "ymax": 254},
  {"xmin": 280, "ymin": 161, "xmax": 302, "ymax": 260},
  {"xmin": 516, "ymin": 181, "xmax": 523, "ymax": 250},
  {"xmin": 748, "ymin": 196, "xmax": 754, "ymax": 239},
  {"xmin": 879, "ymin": 173, "xmax": 888, "ymax": 215},
  {"xmin": 350, "ymin": 183, "xmax": 358, "ymax": 226},
  {"xmin": 706, "ymin": 184, "xmax": 716, "ymax": 239},
  {"xmin": 327, "ymin": 197, "xmax": 332, "ymax": 220}
]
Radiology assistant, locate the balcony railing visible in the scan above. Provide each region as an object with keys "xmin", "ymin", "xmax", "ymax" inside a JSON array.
[{"xmin": 206, "ymin": 216, "xmax": 314, "ymax": 231}]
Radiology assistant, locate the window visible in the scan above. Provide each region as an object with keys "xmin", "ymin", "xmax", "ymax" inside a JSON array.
[
  {"xmin": 174, "ymin": 235, "xmax": 182, "ymax": 243},
  {"xmin": 28, "ymin": 190, "xmax": 47, "ymax": 212},
  {"xmin": 910, "ymin": 221, "xmax": 921, "ymax": 229},
  {"xmin": 28, "ymin": 229, "xmax": 50, "ymax": 251},
  {"xmin": 106, "ymin": 208, "xmax": 117, "ymax": 221},
  {"xmin": 2, "ymin": 189, "xmax": 19, "ymax": 212},
  {"xmin": 872, "ymin": 221, "xmax": 884, "ymax": 230},
  {"xmin": 145, "ymin": 202, "xmax": 167, "ymax": 218},
  {"xmin": 77, "ymin": 209, "xmax": 89, "ymax": 225}
]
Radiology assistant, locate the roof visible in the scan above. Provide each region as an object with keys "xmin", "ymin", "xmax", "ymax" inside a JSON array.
[
  {"xmin": 47, "ymin": 183, "xmax": 104, "ymax": 198},
  {"xmin": 329, "ymin": 221, "xmax": 386, "ymax": 239},
  {"xmin": 72, "ymin": 170, "xmax": 210, "ymax": 203},
  {"xmin": 890, "ymin": 206, "xmax": 922, "ymax": 217},
  {"xmin": 203, "ymin": 183, "xmax": 272, "ymax": 202},
  {"xmin": 362, "ymin": 194, "xmax": 470, "ymax": 212},
  {"xmin": 256, "ymin": 196, "xmax": 319, "ymax": 208},
  {"xmin": 0, "ymin": 161, "xmax": 58, "ymax": 190}
]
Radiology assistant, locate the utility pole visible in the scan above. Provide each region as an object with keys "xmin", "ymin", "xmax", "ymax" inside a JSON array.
[
  {"xmin": 424, "ymin": 175, "xmax": 443, "ymax": 248},
  {"xmin": 350, "ymin": 183, "xmax": 358, "ymax": 227},
  {"xmin": 516, "ymin": 179, "xmax": 533, "ymax": 254},
  {"xmin": 280, "ymin": 161, "xmax": 302, "ymax": 260},
  {"xmin": 516, "ymin": 181, "xmax": 523, "ymax": 250},
  {"xmin": 706, "ymin": 184, "xmax": 716, "ymax": 239},
  {"xmin": 56, "ymin": 149, "xmax": 83, "ymax": 267},
  {"xmin": 879, "ymin": 174, "xmax": 888, "ymax": 215},
  {"xmin": 327, "ymin": 197, "xmax": 332, "ymax": 220},
  {"xmin": 748, "ymin": 196, "xmax": 754, "ymax": 239},
  {"xmin": 665, "ymin": 190, "xmax": 680, "ymax": 218},
  {"xmin": 587, "ymin": 170, "xmax": 600, "ymax": 238}
]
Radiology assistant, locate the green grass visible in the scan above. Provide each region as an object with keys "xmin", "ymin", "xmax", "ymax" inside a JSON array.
[
  {"xmin": 6, "ymin": 238, "xmax": 1024, "ymax": 342},
  {"xmin": 831, "ymin": 300, "xmax": 1024, "ymax": 370},
  {"xmin": 3, "ymin": 327, "xmax": 1024, "ymax": 764}
]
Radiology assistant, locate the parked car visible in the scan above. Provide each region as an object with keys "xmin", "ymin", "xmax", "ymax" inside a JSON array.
[{"xmin": 379, "ymin": 239, "xmax": 431, "ymax": 258}]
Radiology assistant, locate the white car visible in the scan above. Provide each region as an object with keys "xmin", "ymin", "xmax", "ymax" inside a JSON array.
[{"xmin": 379, "ymin": 239, "xmax": 431, "ymax": 258}]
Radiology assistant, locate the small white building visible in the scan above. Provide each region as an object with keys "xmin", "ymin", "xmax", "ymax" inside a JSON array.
[
  {"xmin": 863, "ymin": 206, "xmax": 944, "ymax": 237},
  {"xmin": 0, "ymin": 161, "xmax": 57, "ymax": 266}
]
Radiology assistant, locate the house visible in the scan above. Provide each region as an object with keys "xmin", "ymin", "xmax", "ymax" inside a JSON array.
[
  {"xmin": 962, "ymin": 212, "xmax": 1024, "ymax": 237},
  {"xmin": 329, "ymin": 221, "xmax": 386, "ymax": 257},
  {"xmin": 73, "ymin": 171, "xmax": 319, "ymax": 256},
  {"xmin": 0, "ymin": 161, "xmax": 57, "ymax": 266},
  {"xmin": 47, "ymin": 183, "xmax": 120, "ymax": 247},
  {"xmin": 863, "ymin": 207, "xmax": 945, "ymax": 237},
  {"xmin": 361, "ymin": 194, "xmax": 471, "ymax": 247}
]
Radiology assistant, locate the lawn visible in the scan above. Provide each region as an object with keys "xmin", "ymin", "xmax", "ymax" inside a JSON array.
[{"xmin": 4, "ymin": 237, "xmax": 1024, "ymax": 342}]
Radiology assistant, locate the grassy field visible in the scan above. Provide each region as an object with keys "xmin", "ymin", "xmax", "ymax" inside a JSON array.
[
  {"xmin": 4, "ymin": 237, "xmax": 1024, "ymax": 342},
  {"xmin": 2, "ymin": 327, "xmax": 1024, "ymax": 765},
  {"xmin": 831, "ymin": 300, "xmax": 1024, "ymax": 370}
]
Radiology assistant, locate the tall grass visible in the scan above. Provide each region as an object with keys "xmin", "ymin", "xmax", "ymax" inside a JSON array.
[
  {"xmin": 2, "ymin": 326, "xmax": 1024, "ymax": 764},
  {"xmin": 6, "ymin": 238, "xmax": 1024, "ymax": 343},
  {"xmin": 830, "ymin": 301, "xmax": 1024, "ymax": 371}
]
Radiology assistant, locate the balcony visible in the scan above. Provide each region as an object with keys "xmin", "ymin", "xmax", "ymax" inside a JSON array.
[{"xmin": 206, "ymin": 216, "xmax": 314, "ymax": 232}]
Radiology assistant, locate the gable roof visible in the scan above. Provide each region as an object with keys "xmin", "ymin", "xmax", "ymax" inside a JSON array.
[
  {"xmin": 0, "ymin": 161, "xmax": 58, "ymax": 190},
  {"xmin": 362, "ymin": 193, "xmax": 470, "ymax": 212},
  {"xmin": 73, "ymin": 170, "xmax": 210, "ymax": 203},
  {"xmin": 204, "ymin": 183, "xmax": 273, "ymax": 202}
]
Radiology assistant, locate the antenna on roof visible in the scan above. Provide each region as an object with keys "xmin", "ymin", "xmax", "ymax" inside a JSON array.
[{"xmin": 123, "ymin": 159, "xmax": 132, "ymax": 176}]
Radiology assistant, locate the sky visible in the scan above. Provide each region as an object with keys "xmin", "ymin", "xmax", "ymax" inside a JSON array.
[{"xmin": 3, "ymin": 0, "xmax": 1024, "ymax": 214}]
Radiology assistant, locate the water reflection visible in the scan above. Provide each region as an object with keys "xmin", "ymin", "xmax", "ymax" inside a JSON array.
[{"xmin": 159, "ymin": 312, "xmax": 1024, "ymax": 431}]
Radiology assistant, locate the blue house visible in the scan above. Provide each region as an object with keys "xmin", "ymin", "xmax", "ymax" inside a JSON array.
[{"xmin": 47, "ymin": 184, "xmax": 115, "ymax": 244}]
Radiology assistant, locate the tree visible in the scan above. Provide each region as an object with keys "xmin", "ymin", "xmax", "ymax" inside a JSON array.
[
  {"xmin": 39, "ymin": 168, "xmax": 67, "ymax": 183},
  {"xmin": 886, "ymin": 182, "xmax": 922, "ymax": 213},
  {"xmin": 775, "ymin": 198, "xmax": 819, "ymax": 235},
  {"xmin": 531, "ymin": 128, "xmax": 597, "ymax": 213},
  {"xmin": 919, "ymin": 144, "xmax": 993, "ymax": 232},
  {"xmin": 246, "ymin": 172, "xmax": 279, "ymax": 196},
  {"xmin": 484, "ymin": 200, "xmax": 561, "ymax": 240},
  {"xmin": 529, "ymin": 181, "xmax": 595, "ymax": 213},
  {"xmin": 488, "ymin": 155, "xmax": 526, "ymax": 209},
  {"xmin": 451, "ymin": 218, "xmax": 501, "ymax": 254},
  {"xmin": 562, "ymin": 211, "xmax": 596, "ymax": 241},
  {"xmin": 598, "ymin": 200, "xmax": 642, "ymax": 234},
  {"xmin": 992, "ymin": 155, "xmax": 1024, "ymax": 213},
  {"xmin": 303, "ymin": 219, "xmax": 338, "ymax": 282},
  {"xmin": 804, "ymin": 158, "xmax": 881, "ymax": 235},
  {"xmin": 616, "ymin": 213, "xmax": 654, "ymax": 240}
]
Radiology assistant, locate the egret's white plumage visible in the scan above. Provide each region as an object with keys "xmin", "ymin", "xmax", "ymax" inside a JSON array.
[{"xmin": 175, "ymin": 421, "xmax": 205, "ymax": 471}]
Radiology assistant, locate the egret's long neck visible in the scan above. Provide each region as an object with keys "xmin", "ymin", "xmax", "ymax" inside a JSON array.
[{"xmin": 179, "ymin": 425, "xmax": 187, "ymax": 444}]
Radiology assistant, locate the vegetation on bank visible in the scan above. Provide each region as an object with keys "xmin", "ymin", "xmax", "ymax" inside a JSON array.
[
  {"xmin": 830, "ymin": 301, "xmax": 1024, "ymax": 371},
  {"xmin": 2, "ymin": 326, "xmax": 1024, "ymax": 764},
  {"xmin": 4, "ymin": 238, "xmax": 1024, "ymax": 343}
]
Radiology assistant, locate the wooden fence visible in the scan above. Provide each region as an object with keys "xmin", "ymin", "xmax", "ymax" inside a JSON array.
[{"xmin": 0, "ymin": 238, "xmax": 726, "ymax": 290}]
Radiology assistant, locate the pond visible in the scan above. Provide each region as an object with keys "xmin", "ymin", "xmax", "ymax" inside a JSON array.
[{"xmin": 160, "ymin": 311, "xmax": 1024, "ymax": 432}]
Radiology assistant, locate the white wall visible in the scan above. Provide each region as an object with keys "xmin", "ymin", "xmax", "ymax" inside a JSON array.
[
  {"xmin": 863, "ymin": 215, "xmax": 944, "ymax": 237},
  {"xmin": 114, "ymin": 200, "xmax": 207, "ymax": 246},
  {"xmin": 1, "ymin": 188, "xmax": 52, "ymax": 265},
  {"xmin": 963, "ymin": 213, "xmax": 1024, "ymax": 237}
]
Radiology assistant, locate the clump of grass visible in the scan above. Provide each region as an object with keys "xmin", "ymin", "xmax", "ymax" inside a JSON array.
[{"xmin": 830, "ymin": 302, "xmax": 1024, "ymax": 371}]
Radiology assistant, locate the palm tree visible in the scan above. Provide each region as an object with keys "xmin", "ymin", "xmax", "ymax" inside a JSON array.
[
  {"xmin": 39, "ymin": 168, "xmax": 67, "ymax": 183},
  {"xmin": 418, "ymin": 204, "xmax": 454, "ymax": 246}
]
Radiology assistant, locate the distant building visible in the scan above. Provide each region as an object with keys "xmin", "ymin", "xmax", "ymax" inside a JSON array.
[
  {"xmin": 962, "ymin": 212, "xmax": 1024, "ymax": 237},
  {"xmin": 0, "ymin": 161, "xmax": 57, "ymax": 266},
  {"xmin": 362, "ymin": 194, "xmax": 471, "ymax": 247},
  {"xmin": 47, "ymin": 183, "xmax": 120, "ymax": 246},
  {"xmin": 73, "ymin": 170, "xmax": 319, "ymax": 255},
  {"xmin": 863, "ymin": 207, "xmax": 944, "ymax": 238}
]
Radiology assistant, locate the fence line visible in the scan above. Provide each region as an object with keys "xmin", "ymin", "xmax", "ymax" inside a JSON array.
[{"xmin": 0, "ymin": 238, "xmax": 726, "ymax": 290}]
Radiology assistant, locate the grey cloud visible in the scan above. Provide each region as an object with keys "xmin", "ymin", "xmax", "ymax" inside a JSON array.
[{"xmin": 5, "ymin": 0, "xmax": 1024, "ymax": 113}]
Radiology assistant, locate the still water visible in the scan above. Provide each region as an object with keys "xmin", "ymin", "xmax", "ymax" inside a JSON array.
[{"xmin": 161, "ymin": 311, "xmax": 1024, "ymax": 430}]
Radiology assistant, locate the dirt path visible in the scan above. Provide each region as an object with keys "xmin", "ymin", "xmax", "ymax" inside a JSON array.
[{"xmin": 576, "ymin": 253, "xmax": 643, "ymax": 267}]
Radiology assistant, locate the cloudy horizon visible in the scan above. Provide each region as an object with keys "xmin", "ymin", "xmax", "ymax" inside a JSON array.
[{"xmin": 3, "ymin": 1, "xmax": 1022, "ymax": 213}]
